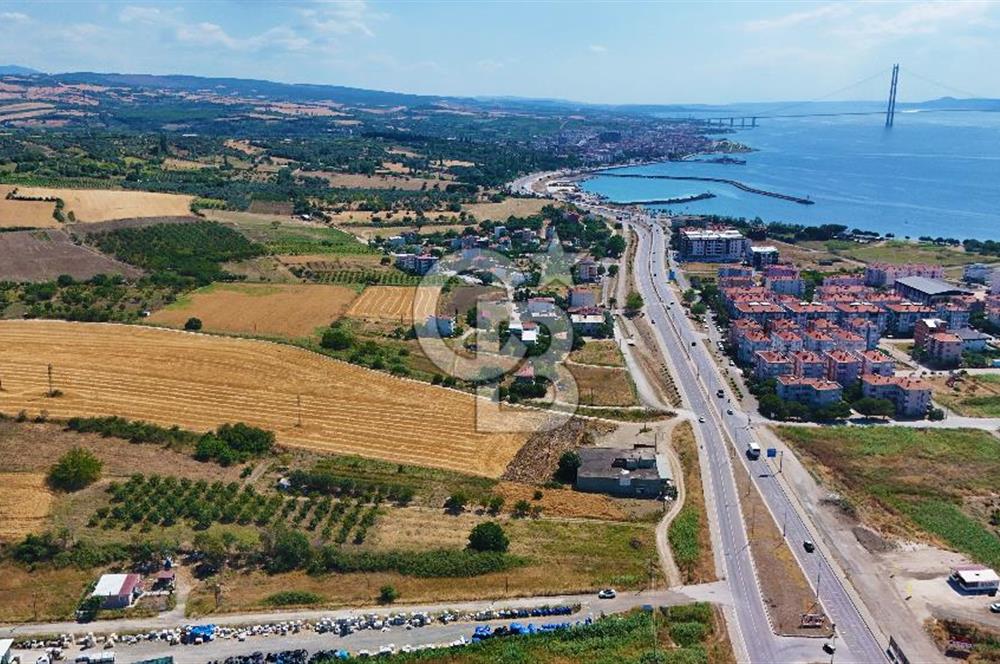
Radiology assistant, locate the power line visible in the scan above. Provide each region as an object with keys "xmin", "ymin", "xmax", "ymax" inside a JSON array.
[{"xmin": 900, "ymin": 67, "xmax": 985, "ymax": 100}]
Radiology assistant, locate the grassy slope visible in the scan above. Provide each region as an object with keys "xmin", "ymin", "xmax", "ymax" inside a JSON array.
[{"xmin": 776, "ymin": 425, "xmax": 1000, "ymax": 568}]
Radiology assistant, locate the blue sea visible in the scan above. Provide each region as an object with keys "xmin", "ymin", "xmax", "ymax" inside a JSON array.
[{"xmin": 581, "ymin": 112, "xmax": 1000, "ymax": 241}]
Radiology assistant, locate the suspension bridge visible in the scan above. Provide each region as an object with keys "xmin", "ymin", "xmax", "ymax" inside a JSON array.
[{"xmin": 692, "ymin": 64, "xmax": 993, "ymax": 128}]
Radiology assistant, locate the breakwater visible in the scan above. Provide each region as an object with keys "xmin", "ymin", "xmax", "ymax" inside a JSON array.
[
  {"xmin": 599, "ymin": 172, "xmax": 814, "ymax": 205},
  {"xmin": 618, "ymin": 192, "xmax": 716, "ymax": 206}
]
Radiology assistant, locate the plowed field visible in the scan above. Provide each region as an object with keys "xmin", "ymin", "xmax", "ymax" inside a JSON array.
[
  {"xmin": 345, "ymin": 286, "xmax": 439, "ymax": 323},
  {"xmin": 0, "ymin": 321, "xmax": 537, "ymax": 477}
]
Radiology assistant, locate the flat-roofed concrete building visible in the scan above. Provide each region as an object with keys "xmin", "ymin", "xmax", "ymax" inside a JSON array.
[
  {"xmin": 678, "ymin": 227, "xmax": 750, "ymax": 262},
  {"xmin": 894, "ymin": 276, "xmax": 972, "ymax": 305},
  {"xmin": 575, "ymin": 446, "xmax": 673, "ymax": 499}
]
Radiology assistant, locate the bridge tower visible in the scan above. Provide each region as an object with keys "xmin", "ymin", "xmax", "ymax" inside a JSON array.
[{"xmin": 885, "ymin": 63, "xmax": 899, "ymax": 127}]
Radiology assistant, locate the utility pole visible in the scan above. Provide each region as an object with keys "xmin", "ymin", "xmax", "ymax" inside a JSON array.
[{"xmin": 885, "ymin": 63, "xmax": 900, "ymax": 128}]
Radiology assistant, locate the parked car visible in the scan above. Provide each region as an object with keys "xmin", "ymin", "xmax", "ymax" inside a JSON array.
[
  {"xmin": 597, "ymin": 589, "xmax": 617, "ymax": 599},
  {"xmin": 989, "ymin": 602, "xmax": 1000, "ymax": 613},
  {"xmin": 698, "ymin": 416, "xmax": 706, "ymax": 423}
]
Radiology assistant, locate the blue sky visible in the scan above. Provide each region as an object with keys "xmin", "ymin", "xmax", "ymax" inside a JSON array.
[{"xmin": 0, "ymin": 1, "xmax": 997, "ymax": 104}]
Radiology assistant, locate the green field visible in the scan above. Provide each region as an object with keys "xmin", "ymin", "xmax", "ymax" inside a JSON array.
[
  {"xmin": 933, "ymin": 374, "xmax": 1000, "ymax": 418},
  {"xmin": 775, "ymin": 426, "xmax": 1000, "ymax": 568},
  {"xmin": 820, "ymin": 239, "xmax": 981, "ymax": 267},
  {"xmin": 223, "ymin": 215, "xmax": 374, "ymax": 255},
  {"xmin": 322, "ymin": 604, "xmax": 734, "ymax": 664}
]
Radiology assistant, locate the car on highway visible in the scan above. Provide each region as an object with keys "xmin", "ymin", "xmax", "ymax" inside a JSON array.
[
  {"xmin": 698, "ymin": 416, "xmax": 706, "ymax": 423},
  {"xmin": 803, "ymin": 540, "xmax": 816, "ymax": 553},
  {"xmin": 726, "ymin": 408, "xmax": 733, "ymax": 415},
  {"xmin": 597, "ymin": 589, "xmax": 617, "ymax": 599},
  {"xmin": 823, "ymin": 642, "xmax": 837, "ymax": 654},
  {"xmin": 990, "ymin": 602, "xmax": 1000, "ymax": 613}
]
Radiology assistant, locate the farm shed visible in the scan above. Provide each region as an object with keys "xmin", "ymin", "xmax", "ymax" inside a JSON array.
[
  {"xmin": 950, "ymin": 566, "xmax": 999, "ymax": 595},
  {"xmin": 91, "ymin": 573, "xmax": 143, "ymax": 609},
  {"xmin": 575, "ymin": 446, "xmax": 673, "ymax": 499}
]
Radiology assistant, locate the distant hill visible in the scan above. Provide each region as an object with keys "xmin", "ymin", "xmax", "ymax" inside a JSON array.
[
  {"xmin": 0, "ymin": 64, "xmax": 41, "ymax": 75},
  {"xmin": 50, "ymin": 71, "xmax": 448, "ymax": 108}
]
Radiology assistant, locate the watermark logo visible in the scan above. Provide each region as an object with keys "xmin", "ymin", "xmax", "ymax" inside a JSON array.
[{"xmin": 412, "ymin": 246, "xmax": 580, "ymax": 433}]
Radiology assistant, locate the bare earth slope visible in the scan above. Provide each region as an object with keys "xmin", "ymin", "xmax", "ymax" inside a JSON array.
[{"xmin": 0, "ymin": 320, "xmax": 535, "ymax": 476}]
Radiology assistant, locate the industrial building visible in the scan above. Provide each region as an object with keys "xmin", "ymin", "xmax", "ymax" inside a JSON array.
[{"xmin": 575, "ymin": 446, "xmax": 673, "ymax": 499}]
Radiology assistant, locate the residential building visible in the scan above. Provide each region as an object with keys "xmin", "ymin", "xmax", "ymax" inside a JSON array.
[
  {"xmin": 750, "ymin": 245, "xmax": 779, "ymax": 269},
  {"xmin": 861, "ymin": 349, "xmax": 896, "ymax": 377},
  {"xmin": 732, "ymin": 300, "xmax": 786, "ymax": 326},
  {"xmin": 575, "ymin": 446, "xmax": 673, "ymax": 499},
  {"xmin": 861, "ymin": 375, "xmax": 931, "ymax": 418},
  {"xmin": 568, "ymin": 287, "xmax": 596, "ymax": 309},
  {"xmin": 423, "ymin": 315, "xmax": 455, "ymax": 337},
  {"xmin": 802, "ymin": 329, "xmax": 837, "ymax": 354},
  {"xmin": 825, "ymin": 350, "xmax": 862, "ymax": 387},
  {"xmin": 791, "ymin": 350, "xmax": 827, "ymax": 379},
  {"xmin": 677, "ymin": 227, "xmax": 750, "ymax": 262},
  {"xmin": 843, "ymin": 317, "xmax": 881, "ymax": 350},
  {"xmin": 834, "ymin": 302, "xmax": 887, "ymax": 331},
  {"xmin": 570, "ymin": 309, "xmax": 607, "ymax": 336},
  {"xmin": 770, "ymin": 329, "xmax": 803, "ymax": 354},
  {"xmin": 753, "ymin": 351, "xmax": 793, "ymax": 381},
  {"xmin": 926, "ymin": 332, "xmax": 963, "ymax": 367},
  {"xmin": 963, "ymin": 263, "xmax": 992, "ymax": 284},
  {"xmin": 823, "ymin": 274, "xmax": 865, "ymax": 287},
  {"xmin": 527, "ymin": 297, "xmax": 558, "ymax": 319},
  {"xmin": 718, "ymin": 266, "xmax": 754, "ymax": 279},
  {"xmin": 767, "ymin": 275, "xmax": 806, "ymax": 298},
  {"xmin": 575, "ymin": 258, "xmax": 600, "ymax": 283},
  {"xmin": 914, "ymin": 318, "xmax": 949, "ymax": 348},
  {"xmin": 776, "ymin": 375, "xmax": 843, "ymax": 407},
  {"xmin": 92, "ymin": 573, "xmax": 143, "ymax": 610},
  {"xmin": 953, "ymin": 327, "xmax": 991, "ymax": 352},
  {"xmin": 763, "ymin": 264, "xmax": 800, "ymax": 280},
  {"xmin": 894, "ymin": 276, "xmax": 972, "ymax": 305},
  {"xmin": 0, "ymin": 639, "xmax": 12, "ymax": 664},
  {"xmin": 884, "ymin": 303, "xmax": 936, "ymax": 336},
  {"xmin": 864, "ymin": 263, "xmax": 945, "ymax": 288},
  {"xmin": 937, "ymin": 301, "xmax": 972, "ymax": 330},
  {"xmin": 782, "ymin": 301, "xmax": 836, "ymax": 326},
  {"xmin": 987, "ymin": 296, "xmax": 1000, "ymax": 326}
]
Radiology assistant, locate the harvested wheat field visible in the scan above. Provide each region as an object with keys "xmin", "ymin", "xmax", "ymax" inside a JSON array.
[
  {"xmin": 0, "ymin": 321, "xmax": 540, "ymax": 476},
  {"xmin": 492, "ymin": 482, "xmax": 627, "ymax": 521},
  {"xmin": 346, "ymin": 286, "xmax": 440, "ymax": 323},
  {"xmin": 0, "ymin": 473, "xmax": 53, "ymax": 542},
  {"xmin": 10, "ymin": 187, "xmax": 193, "ymax": 222},
  {"xmin": 148, "ymin": 283, "xmax": 357, "ymax": 338},
  {"xmin": 0, "ymin": 185, "xmax": 59, "ymax": 228},
  {"xmin": 463, "ymin": 198, "xmax": 554, "ymax": 221}
]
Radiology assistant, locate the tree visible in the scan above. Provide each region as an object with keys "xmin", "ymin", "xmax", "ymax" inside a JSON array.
[
  {"xmin": 184, "ymin": 317, "xmax": 203, "ymax": 331},
  {"xmin": 556, "ymin": 451, "xmax": 581, "ymax": 483},
  {"xmin": 512, "ymin": 499, "xmax": 532, "ymax": 518},
  {"xmin": 852, "ymin": 397, "xmax": 896, "ymax": 419},
  {"xmin": 378, "ymin": 585, "xmax": 398, "ymax": 604},
  {"xmin": 682, "ymin": 289, "xmax": 697, "ymax": 304},
  {"xmin": 757, "ymin": 394, "xmax": 787, "ymax": 421},
  {"xmin": 691, "ymin": 301, "xmax": 707, "ymax": 316},
  {"xmin": 625, "ymin": 291, "xmax": 644, "ymax": 314},
  {"xmin": 48, "ymin": 447, "xmax": 102, "ymax": 491},
  {"xmin": 468, "ymin": 521, "xmax": 509, "ymax": 553},
  {"xmin": 264, "ymin": 529, "xmax": 311, "ymax": 573}
]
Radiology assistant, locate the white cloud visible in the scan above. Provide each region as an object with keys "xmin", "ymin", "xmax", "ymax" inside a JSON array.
[
  {"xmin": 477, "ymin": 59, "xmax": 504, "ymax": 72},
  {"xmin": 300, "ymin": 0, "xmax": 380, "ymax": 37},
  {"xmin": 835, "ymin": 1, "xmax": 997, "ymax": 41},
  {"xmin": 0, "ymin": 11, "xmax": 30, "ymax": 23},
  {"xmin": 588, "ymin": 44, "xmax": 608, "ymax": 53},
  {"xmin": 743, "ymin": 4, "xmax": 851, "ymax": 32},
  {"xmin": 118, "ymin": 6, "xmax": 170, "ymax": 24}
]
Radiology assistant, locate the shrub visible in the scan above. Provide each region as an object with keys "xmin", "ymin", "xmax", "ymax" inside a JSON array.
[
  {"xmin": 48, "ymin": 447, "xmax": 102, "ymax": 491},
  {"xmin": 378, "ymin": 585, "xmax": 398, "ymax": 604},
  {"xmin": 556, "ymin": 451, "xmax": 581, "ymax": 483},
  {"xmin": 444, "ymin": 492, "xmax": 468, "ymax": 513},
  {"xmin": 264, "ymin": 590, "xmax": 323, "ymax": 606},
  {"xmin": 468, "ymin": 522, "xmax": 509, "ymax": 553},
  {"xmin": 184, "ymin": 317, "xmax": 203, "ymax": 331},
  {"xmin": 487, "ymin": 495, "xmax": 504, "ymax": 515},
  {"xmin": 512, "ymin": 499, "xmax": 532, "ymax": 518},
  {"xmin": 320, "ymin": 325, "xmax": 354, "ymax": 351},
  {"xmin": 265, "ymin": 529, "xmax": 312, "ymax": 573}
]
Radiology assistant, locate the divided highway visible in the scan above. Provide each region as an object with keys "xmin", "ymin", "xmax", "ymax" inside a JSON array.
[{"xmin": 629, "ymin": 219, "xmax": 888, "ymax": 663}]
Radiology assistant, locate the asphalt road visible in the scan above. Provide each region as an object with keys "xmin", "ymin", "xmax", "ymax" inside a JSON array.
[
  {"xmin": 7, "ymin": 586, "xmax": 728, "ymax": 664},
  {"xmin": 630, "ymin": 219, "xmax": 888, "ymax": 663}
]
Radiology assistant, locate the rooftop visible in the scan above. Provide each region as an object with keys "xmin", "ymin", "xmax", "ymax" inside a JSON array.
[{"xmin": 895, "ymin": 276, "xmax": 972, "ymax": 297}]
